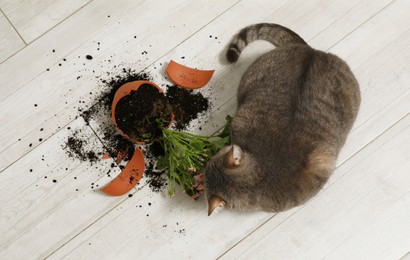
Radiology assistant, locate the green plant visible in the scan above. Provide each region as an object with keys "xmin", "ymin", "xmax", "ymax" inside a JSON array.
[{"xmin": 157, "ymin": 116, "xmax": 232, "ymax": 197}]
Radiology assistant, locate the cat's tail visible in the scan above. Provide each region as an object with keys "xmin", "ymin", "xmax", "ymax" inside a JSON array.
[{"xmin": 226, "ymin": 23, "xmax": 308, "ymax": 63}]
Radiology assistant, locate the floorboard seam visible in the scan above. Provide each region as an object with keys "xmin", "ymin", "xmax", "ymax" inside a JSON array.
[{"xmin": 0, "ymin": 8, "xmax": 27, "ymax": 45}]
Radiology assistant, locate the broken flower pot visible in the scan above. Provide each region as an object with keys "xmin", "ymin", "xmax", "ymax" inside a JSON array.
[{"xmin": 101, "ymin": 80, "xmax": 173, "ymax": 196}]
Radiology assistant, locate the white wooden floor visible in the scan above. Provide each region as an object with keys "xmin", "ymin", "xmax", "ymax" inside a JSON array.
[{"xmin": 1, "ymin": 0, "xmax": 410, "ymax": 259}]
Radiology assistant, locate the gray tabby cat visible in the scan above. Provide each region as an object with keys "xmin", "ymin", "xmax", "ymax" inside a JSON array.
[{"xmin": 205, "ymin": 23, "xmax": 360, "ymax": 216}]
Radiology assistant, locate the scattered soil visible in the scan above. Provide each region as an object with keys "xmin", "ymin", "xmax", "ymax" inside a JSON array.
[
  {"xmin": 144, "ymin": 141, "xmax": 167, "ymax": 192},
  {"xmin": 65, "ymin": 132, "xmax": 99, "ymax": 163},
  {"xmin": 114, "ymin": 84, "xmax": 173, "ymax": 143},
  {"xmin": 166, "ymin": 85, "xmax": 209, "ymax": 130}
]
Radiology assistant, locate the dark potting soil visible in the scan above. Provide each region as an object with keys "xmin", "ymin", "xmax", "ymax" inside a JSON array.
[
  {"xmin": 143, "ymin": 140, "xmax": 167, "ymax": 192},
  {"xmin": 147, "ymin": 140, "xmax": 165, "ymax": 157},
  {"xmin": 65, "ymin": 133, "xmax": 99, "ymax": 163},
  {"xmin": 145, "ymin": 161, "xmax": 167, "ymax": 193},
  {"xmin": 114, "ymin": 84, "xmax": 173, "ymax": 143},
  {"xmin": 166, "ymin": 85, "xmax": 209, "ymax": 130}
]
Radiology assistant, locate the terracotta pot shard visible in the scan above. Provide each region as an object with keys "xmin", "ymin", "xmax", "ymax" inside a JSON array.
[
  {"xmin": 100, "ymin": 147, "xmax": 145, "ymax": 196},
  {"xmin": 166, "ymin": 60, "xmax": 214, "ymax": 89}
]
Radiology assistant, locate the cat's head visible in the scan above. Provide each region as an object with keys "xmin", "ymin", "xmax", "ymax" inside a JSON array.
[{"xmin": 204, "ymin": 144, "xmax": 259, "ymax": 215}]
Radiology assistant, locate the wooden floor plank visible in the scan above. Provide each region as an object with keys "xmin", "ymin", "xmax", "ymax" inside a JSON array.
[
  {"xmin": 308, "ymin": 0, "xmax": 395, "ymax": 50},
  {"xmin": 0, "ymin": 117, "xmax": 124, "ymax": 259},
  {"xmin": 0, "ymin": 0, "xmax": 141, "ymax": 100},
  {"xmin": 0, "ymin": 10, "xmax": 25, "ymax": 63},
  {"xmin": 223, "ymin": 114, "xmax": 410, "ymax": 259},
  {"xmin": 45, "ymin": 0, "xmax": 401, "ymax": 259},
  {"xmin": 0, "ymin": 0, "xmax": 92, "ymax": 43},
  {"xmin": 325, "ymin": 189, "xmax": 410, "ymax": 259}
]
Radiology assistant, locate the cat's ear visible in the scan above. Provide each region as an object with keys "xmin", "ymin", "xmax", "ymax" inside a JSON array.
[
  {"xmin": 224, "ymin": 145, "xmax": 242, "ymax": 168},
  {"xmin": 208, "ymin": 195, "xmax": 226, "ymax": 216}
]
